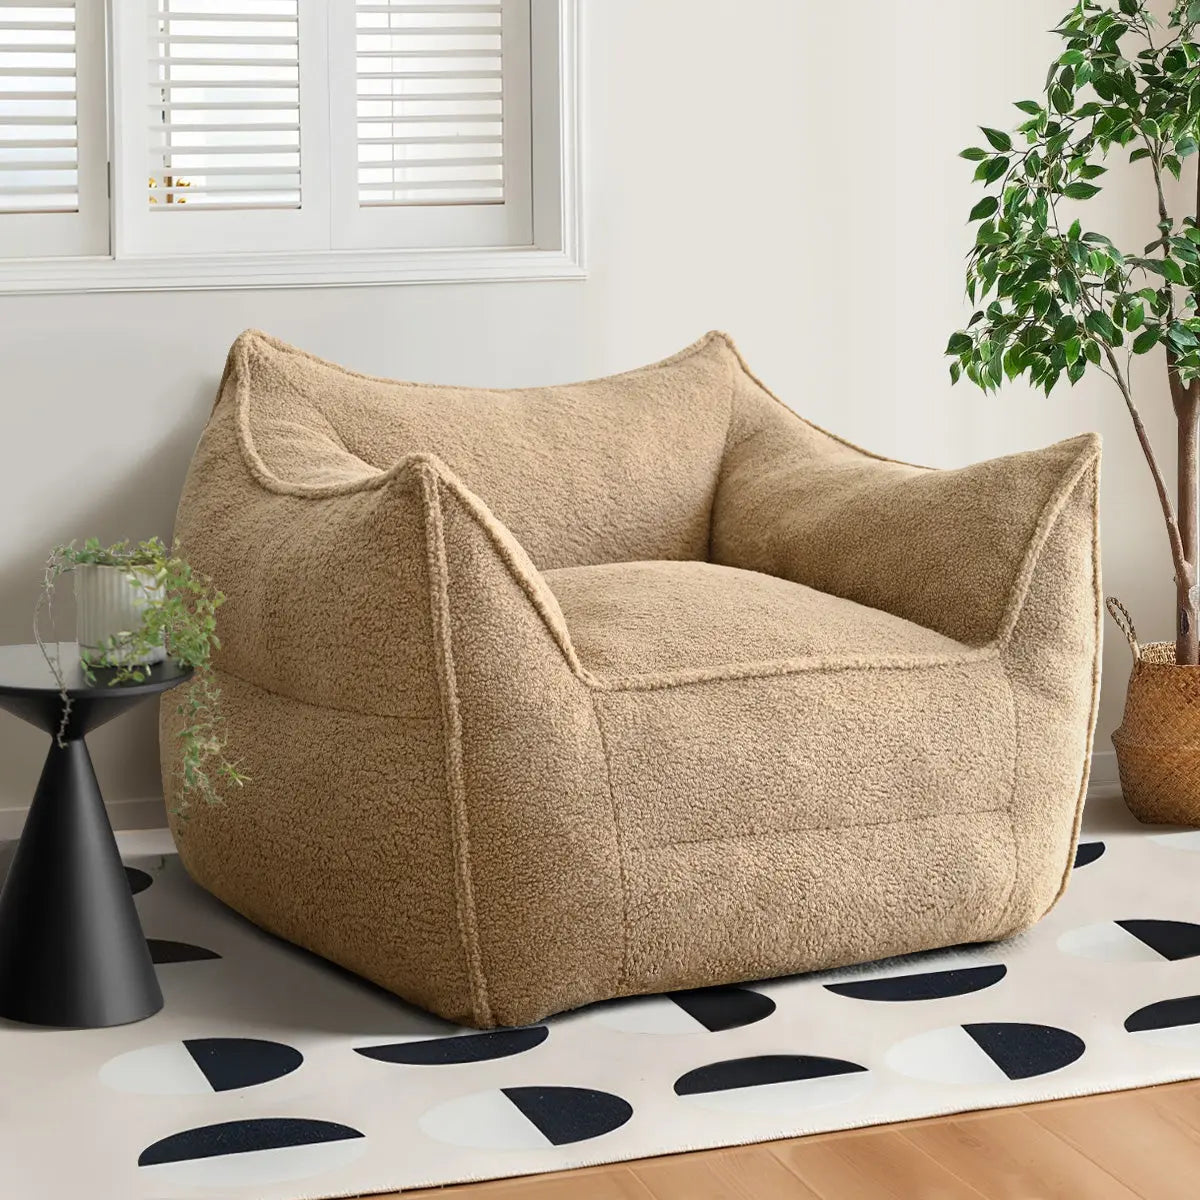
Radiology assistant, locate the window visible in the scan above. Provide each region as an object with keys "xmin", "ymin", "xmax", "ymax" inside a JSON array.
[
  {"xmin": 0, "ymin": 0, "xmax": 581, "ymax": 290},
  {"xmin": 0, "ymin": 1, "xmax": 107, "ymax": 257}
]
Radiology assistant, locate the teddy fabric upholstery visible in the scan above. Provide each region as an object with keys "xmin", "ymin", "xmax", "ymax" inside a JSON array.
[{"xmin": 162, "ymin": 329, "xmax": 1102, "ymax": 1029}]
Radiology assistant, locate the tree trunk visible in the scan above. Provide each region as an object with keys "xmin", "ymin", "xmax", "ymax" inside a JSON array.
[{"xmin": 1177, "ymin": 387, "xmax": 1200, "ymax": 665}]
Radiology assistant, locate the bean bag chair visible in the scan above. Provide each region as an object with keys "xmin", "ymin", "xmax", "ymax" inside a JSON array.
[{"xmin": 162, "ymin": 330, "xmax": 1101, "ymax": 1028}]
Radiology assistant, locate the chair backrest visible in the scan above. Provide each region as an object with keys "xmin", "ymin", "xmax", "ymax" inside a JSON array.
[{"xmin": 232, "ymin": 329, "xmax": 737, "ymax": 569}]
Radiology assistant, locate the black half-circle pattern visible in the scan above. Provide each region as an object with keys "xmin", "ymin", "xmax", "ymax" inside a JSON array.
[
  {"xmin": 139, "ymin": 1118, "xmax": 363, "ymax": 1167},
  {"xmin": 675, "ymin": 1055, "xmax": 867, "ymax": 1096},
  {"xmin": 1074, "ymin": 841, "xmax": 1106, "ymax": 868},
  {"xmin": 825, "ymin": 964, "xmax": 1006, "ymax": 1002},
  {"xmin": 962, "ymin": 1022, "xmax": 1085, "ymax": 1080},
  {"xmin": 1125, "ymin": 994, "xmax": 1200, "ymax": 1033},
  {"xmin": 148, "ymin": 938, "xmax": 221, "ymax": 964},
  {"xmin": 356, "ymin": 1026, "xmax": 548, "ymax": 1065},
  {"xmin": 184, "ymin": 1038, "xmax": 303, "ymax": 1091},
  {"xmin": 1116, "ymin": 920, "xmax": 1200, "ymax": 961},
  {"xmin": 125, "ymin": 866, "xmax": 153, "ymax": 895},
  {"xmin": 500, "ymin": 1086, "xmax": 632, "ymax": 1145},
  {"xmin": 666, "ymin": 986, "xmax": 776, "ymax": 1031}
]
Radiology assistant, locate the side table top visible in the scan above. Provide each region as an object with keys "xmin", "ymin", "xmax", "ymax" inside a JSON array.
[{"xmin": 0, "ymin": 643, "xmax": 192, "ymax": 699}]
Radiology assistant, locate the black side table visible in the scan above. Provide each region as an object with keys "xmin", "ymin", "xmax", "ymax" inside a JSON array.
[{"xmin": 0, "ymin": 643, "xmax": 191, "ymax": 1028}]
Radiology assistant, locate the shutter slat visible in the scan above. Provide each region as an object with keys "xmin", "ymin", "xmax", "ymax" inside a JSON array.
[
  {"xmin": 358, "ymin": 134, "xmax": 501, "ymax": 145},
  {"xmin": 0, "ymin": 0, "xmax": 77, "ymax": 214},
  {"xmin": 154, "ymin": 79, "xmax": 299, "ymax": 89},
  {"xmin": 355, "ymin": 49, "xmax": 500, "ymax": 58},
  {"xmin": 150, "ymin": 34, "xmax": 298, "ymax": 45},
  {"xmin": 356, "ymin": 112, "xmax": 499, "ymax": 123},
  {"xmin": 147, "ymin": 0, "xmax": 301, "ymax": 214},
  {"xmin": 149, "ymin": 163, "xmax": 297, "ymax": 176},
  {"xmin": 355, "ymin": 91, "xmax": 499, "ymax": 102},
  {"xmin": 151, "ymin": 121, "xmax": 299, "ymax": 132},
  {"xmin": 355, "ymin": 0, "xmax": 507, "ymax": 208},
  {"xmin": 356, "ymin": 4, "xmax": 502, "ymax": 13}
]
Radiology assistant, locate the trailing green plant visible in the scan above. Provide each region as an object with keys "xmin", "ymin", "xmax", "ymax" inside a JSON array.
[
  {"xmin": 34, "ymin": 536, "xmax": 246, "ymax": 816},
  {"xmin": 947, "ymin": 0, "xmax": 1200, "ymax": 663}
]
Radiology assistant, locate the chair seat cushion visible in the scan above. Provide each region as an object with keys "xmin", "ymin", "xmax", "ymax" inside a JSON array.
[{"xmin": 544, "ymin": 560, "xmax": 963, "ymax": 679}]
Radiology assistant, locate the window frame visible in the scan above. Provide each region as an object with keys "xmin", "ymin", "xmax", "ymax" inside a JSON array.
[
  {"xmin": 0, "ymin": 0, "xmax": 582, "ymax": 293},
  {"xmin": 0, "ymin": 0, "xmax": 110, "ymax": 259}
]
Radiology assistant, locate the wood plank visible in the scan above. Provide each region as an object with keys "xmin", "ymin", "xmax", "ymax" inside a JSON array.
[
  {"xmin": 901, "ymin": 1109, "xmax": 1139, "ymax": 1200},
  {"xmin": 632, "ymin": 1143, "xmax": 823, "ymax": 1199},
  {"xmin": 403, "ymin": 1163, "xmax": 654, "ymax": 1198},
  {"xmin": 1030, "ymin": 1087, "xmax": 1200, "ymax": 1200},
  {"xmin": 771, "ymin": 1126, "xmax": 985, "ymax": 1200},
  {"xmin": 1149, "ymin": 1077, "xmax": 1200, "ymax": 1136}
]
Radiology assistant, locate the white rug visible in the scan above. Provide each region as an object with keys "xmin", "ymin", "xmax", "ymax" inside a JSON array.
[{"xmin": 3, "ymin": 794, "xmax": 1200, "ymax": 1200}]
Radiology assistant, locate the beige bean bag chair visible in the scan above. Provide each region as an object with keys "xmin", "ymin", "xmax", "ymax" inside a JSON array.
[{"xmin": 163, "ymin": 330, "xmax": 1101, "ymax": 1029}]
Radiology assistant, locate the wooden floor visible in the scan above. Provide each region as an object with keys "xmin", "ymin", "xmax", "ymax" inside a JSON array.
[{"xmin": 389, "ymin": 1079, "xmax": 1200, "ymax": 1199}]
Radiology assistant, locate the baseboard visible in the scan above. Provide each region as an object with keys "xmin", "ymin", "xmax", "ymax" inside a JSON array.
[
  {"xmin": 1087, "ymin": 749, "xmax": 1122, "ymax": 800},
  {"xmin": 0, "ymin": 795, "xmax": 166, "ymax": 841}
]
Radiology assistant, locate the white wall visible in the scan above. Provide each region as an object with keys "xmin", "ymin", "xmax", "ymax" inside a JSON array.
[{"xmin": 0, "ymin": 0, "xmax": 1175, "ymax": 827}]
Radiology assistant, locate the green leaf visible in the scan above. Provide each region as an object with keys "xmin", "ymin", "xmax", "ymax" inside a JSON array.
[
  {"xmin": 1120, "ymin": 0, "xmax": 1139, "ymax": 13},
  {"xmin": 1085, "ymin": 339, "xmax": 1102, "ymax": 365},
  {"xmin": 1163, "ymin": 257, "xmax": 1187, "ymax": 284},
  {"xmin": 1179, "ymin": 136, "xmax": 1199, "ymax": 158},
  {"xmin": 969, "ymin": 195, "xmax": 999, "ymax": 221},
  {"xmin": 1085, "ymin": 311, "xmax": 1120, "ymax": 344},
  {"xmin": 983, "ymin": 156, "xmax": 1010, "ymax": 183},
  {"xmin": 981, "ymin": 126, "xmax": 1013, "ymax": 152},
  {"xmin": 1065, "ymin": 336, "xmax": 1081, "ymax": 364},
  {"xmin": 1189, "ymin": 1, "xmax": 1200, "ymax": 23},
  {"xmin": 946, "ymin": 332, "xmax": 972, "ymax": 355},
  {"xmin": 1014, "ymin": 99, "xmax": 1043, "ymax": 115},
  {"xmin": 1068, "ymin": 219, "xmax": 1082, "ymax": 240},
  {"xmin": 1063, "ymin": 182, "xmax": 1102, "ymax": 199},
  {"xmin": 1127, "ymin": 300, "xmax": 1145, "ymax": 330},
  {"xmin": 1051, "ymin": 84, "xmax": 1073, "ymax": 113},
  {"xmin": 1133, "ymin": 326, "xmax": 1161, "ymax": 353},
  {"xmin": 1060, "ymin": 48, "xmax": 1086, "ymax": 65},
  {"xmin": 960, "ymin": 146, "xmax": 989, "ymax": 161},
  {"xmin": 949, "ymin": 360, "xmax": 962, "ymax": 384},
  {"xmin": 1130, "ymin": 147, "xmax": 1152, "ymax": 163}
]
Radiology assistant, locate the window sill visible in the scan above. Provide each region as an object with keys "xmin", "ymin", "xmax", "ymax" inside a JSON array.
[{"xmin": 0, "ymin": 243, "xmax": 586, "ymax": 295}]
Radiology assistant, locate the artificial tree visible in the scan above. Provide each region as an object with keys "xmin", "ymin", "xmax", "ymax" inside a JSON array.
[{"xmin": 947, "ymin": 0, "xmax": 1200, "ymax": 663}]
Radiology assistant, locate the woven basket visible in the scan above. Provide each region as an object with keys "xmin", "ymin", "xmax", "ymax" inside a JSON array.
[{"xmin": 1108, "ymin": 597, "xmax": 1200, "ymax": 826}]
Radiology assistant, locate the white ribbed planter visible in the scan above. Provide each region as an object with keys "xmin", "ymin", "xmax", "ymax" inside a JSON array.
[{"xmin": 74, "ymin": 563, "xmax": 166, "ymax": 666}]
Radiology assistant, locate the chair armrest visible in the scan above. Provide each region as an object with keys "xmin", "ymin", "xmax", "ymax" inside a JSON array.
[
  {"xmin": 710, "ymin": 369, "xmax": 1100, "ymax": 646},
  {"xmin": 175, "ymin": 403, "xmax": 578, "ymax": 719}
]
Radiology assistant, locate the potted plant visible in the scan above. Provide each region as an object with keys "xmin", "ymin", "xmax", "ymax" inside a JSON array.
[
  {"xmin": 35, "ymin": 537, "xmax": 246, "ymax": 815},
  {"xmin": 946, "ymin": 0, "xmax": 1200, "ymax": 823}
]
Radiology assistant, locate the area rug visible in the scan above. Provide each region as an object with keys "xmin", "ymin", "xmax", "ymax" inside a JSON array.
[{"xmin": 3, "ymin": 793, "xmax": 1200, "ymax": 1200}]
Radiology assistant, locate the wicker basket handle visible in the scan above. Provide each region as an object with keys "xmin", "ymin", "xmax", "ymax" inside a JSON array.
[{"xmin": 1106, "ymin": 596, "xmax": 1141, "ymax": 662}]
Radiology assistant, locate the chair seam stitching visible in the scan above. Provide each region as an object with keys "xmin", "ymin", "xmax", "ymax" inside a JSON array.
[
  {"xmin": 419, "ymin": 467, "xmax": 493, "ymax": 1027},
  {"xmin": 634, "ymin": 803, "xmax": 1015, "ymax": 851},
  {"xmin": 1045, "ymin": 457, "xmax": 1103, "ymax": 914},
  {"xmin": 588, "ymin": 647, "xmax": 1000, "ymax": 693},
  {"xmin": 994, "ymin": 653, "xmax": 1022, "ymax": 937},
  {"xmin": 589, "ymin": 691, "xmax": 630, "ymax": 996}
]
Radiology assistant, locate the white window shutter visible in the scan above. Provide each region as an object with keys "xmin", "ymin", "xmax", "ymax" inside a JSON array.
[
  {"xmin": 0, "ymin": 0, "xmax": 107, "ymax": 258},
  {"xmin": 329, "ymin": 0, "xmax": 532, "ymax": 250},
  {"xmin": 112, "ymin": 0, "xmax": 329, "ymax": 256}
]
